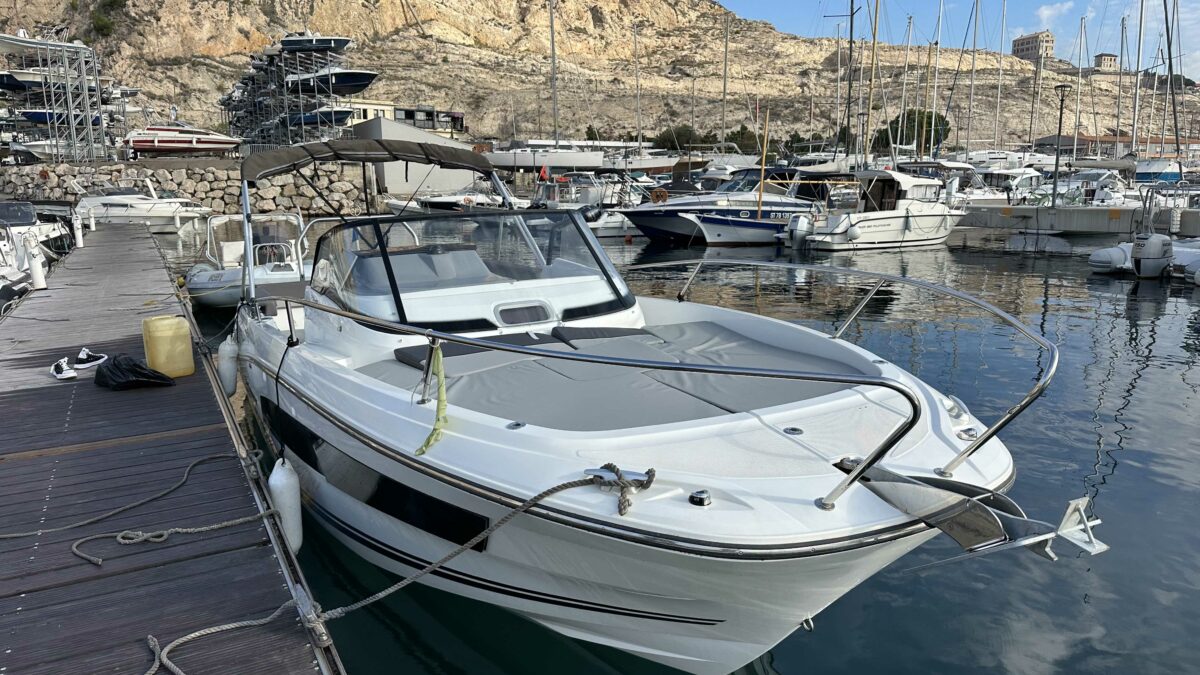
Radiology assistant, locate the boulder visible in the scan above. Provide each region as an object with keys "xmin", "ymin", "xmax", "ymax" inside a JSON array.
[
  {"xmin": 256, "ymin": 198, "xmax": 276, "ymax": 212},
  {"xmin": 171, "ymin": 169, "xmax": 186, "ymax": 184},
  {"xmin": 257, "ymin": 185, "xmax": 280, "ymax": 200}
]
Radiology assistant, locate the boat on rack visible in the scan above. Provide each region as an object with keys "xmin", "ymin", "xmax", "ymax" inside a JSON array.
[
  {"xmin": 71, "ymin": 179, "xmax": 210, "ymax": 233},
  {"xmin": 185, "ymin": 213, "xmax": 313, "ymax": 307},
  {"xmin": 285, "ymin": 106, "xmax": 354, "ymax": 127},
  {"xmin": 230, "ymin": 140, "xmax": 1107, "ymax": 675},
  {"xmin": 123, "ymin": 122, "xmax": 241, "ymax": 155},
  {"xmin": 284, "ymin": 66, "xmax": 378, "ymax": 96},
  {"xmin": 18, "ymin": 109, "xmax": 101, "ymax": 125},
  {"xmin": 799, "ymin": 170, "xmax": 962, "ymax": 251},
  {"xmin": 280, "ymin": 32, "xmax": 353, "ymax": 52}
]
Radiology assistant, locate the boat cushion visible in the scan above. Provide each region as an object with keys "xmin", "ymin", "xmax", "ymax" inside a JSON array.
[{"xmin": 392, "ymin": 332, "xmax": 566, "ymax": 374}]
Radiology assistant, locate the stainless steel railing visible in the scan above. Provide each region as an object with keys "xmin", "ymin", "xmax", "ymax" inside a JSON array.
[
  {"xmin": 253, "ymin": 293, "xmax": 923, "ymax": 510},
  {"xmin": 625, "ymin": 259, "xmax": 1059, "ymax": 478}
]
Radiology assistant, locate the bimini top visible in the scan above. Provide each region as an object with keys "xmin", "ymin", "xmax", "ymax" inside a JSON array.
[{"xmin": 240, "ymin": 139, "xmax": 493, "ymax": 182}]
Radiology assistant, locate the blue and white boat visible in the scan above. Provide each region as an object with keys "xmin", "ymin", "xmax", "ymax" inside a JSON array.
[
  {"xmin": 284, "ymin": 66, "xmax": 378, "ymax": 96},
  {"xmin": 618, "ymin": 167, "xmax": 817, "ymax": 243},
  {"xmin": 286, "ymin": 106, "xmax": 354, "ymax": 127},
  {"xmin": 18, "ymin": 109, "xmax": 101, "ymax": 126}
]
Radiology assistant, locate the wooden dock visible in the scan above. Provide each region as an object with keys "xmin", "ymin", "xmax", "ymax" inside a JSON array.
[{"xmin": 0, "ymin": 222, "xmax": 340, "ymax": 674}]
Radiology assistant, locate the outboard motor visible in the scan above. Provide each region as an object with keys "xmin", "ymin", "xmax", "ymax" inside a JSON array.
[
  {"xmin": 787, "ymin": 213, "xmax": 814, "ymax": 249},
  {"xmin": 1132, "ymin": 233, "xmax": 1173, "ymax": 278}
]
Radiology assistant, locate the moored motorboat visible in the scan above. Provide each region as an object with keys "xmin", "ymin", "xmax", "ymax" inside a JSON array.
[
  {"xmin": 229, "ymin": 140, "xmax": 1107, "ymax": 675},
  {"xmin": 803, "ymin": 170, "xmax": 961, "ymax": 250},
  {"xmin": 185, "ymin": 213, "xmax": 312, "ymax": 307},
  {"xmin": 72, "ymin": 179, "xmax": 210, "ymax": 233}
]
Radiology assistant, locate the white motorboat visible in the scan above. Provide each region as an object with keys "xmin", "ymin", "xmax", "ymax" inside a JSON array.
[
  {"xmin": 123, "ymin": 121, "xmax": 241, "ymax": 155},
  {"xmin": 619, "ymin": 167, "xmax": 819, "ymax": 243},
  {"xmin": 483, "ymin": 145, "xmax": 604, "ymax": 171},
  {"xmin": 975, "ymin": 167, "xmax": 1045, "ymax": 204},
  {"xmin": 229, "ymin": 140, "xmax": 1106, "ymax": 675},
  {"xmin": 531, "ymin": 174, "xmax": 639, "ymax": 238},
  {"xmin": 72, "ymin": 179, "xmax": 210, "ymax": 233},
  {"xmin": 601, "ymin": 149, "xmax": 678, "ymax": 175},
  {"xmin": 386, "ymin": 179, "xmax": 531, "ymax": 215},
  {"xmin": 9, "ymin": 139, "xmax": 111, "ymax": 162},
  {"xmin": 802, "ymin": 170, "xmax": 962, "ymax": 250},
  {"xmin": 184, "ymin": 213, "xmax": 313, "ymax": 308},
  {"xmin": 1028, "ymin": 169, "xmax": 1129, "ymax": 206}
]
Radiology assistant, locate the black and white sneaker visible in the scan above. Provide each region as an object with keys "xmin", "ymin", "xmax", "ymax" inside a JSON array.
[
  {"xmin": 51, "ymin": 357, "xmax": 77, "ymax": 380},
  {"xmin": 73, "ymin": 347, "xmax": 108, "ymax": 369}
]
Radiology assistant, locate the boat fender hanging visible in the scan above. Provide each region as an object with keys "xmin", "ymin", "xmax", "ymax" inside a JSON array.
[
  {"xmin": 216, "ymin": 335, "xmax": 239, "ymax": 396},
  {"xmin": 845, "ymin": 224, "xmax": 861, "ymax": 241},
  {"xmin": 268, "ymin": 458, "xmax": 303, "ymax": 554}
]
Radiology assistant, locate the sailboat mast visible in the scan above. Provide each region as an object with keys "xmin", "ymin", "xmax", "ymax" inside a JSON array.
[
  {"xmin": 919, "ymin": 39, "xmax": 935, "ymax": 156},
  {"xmin": 863, "ymin": 0, "xmax": 881, "ymax": 158},
  {"xmin": 721, "ymin": 16, "xmax": 730, "ymax": 145},
  {"xmin": 931, "ymin": 0, "xmax": 943, "ymax": 158},
  {"xmin": 548, "ymin": 0, "xmax": 559, "ymax": 148},
  {"xmin": 633, "ymin": 25, "xmax": 642, "ymax": 153},
  {"xmin": 966, "ymin": 0, "xmax": 978, "ymax": 155},
  {"xmin": 1131, "ymin": 0, "xmax": 1146, "ymax": 154},
  {"xmin": 995, "ymin": 0, "xmax": 1006, "ymax": 148},
  {"xmin": 1164, "ymin": 0, "xmax": 1183, "ymax": 173},
  {"xmin": 845, "ymin": 1, "xmax": 856, "ymax": 159},
  {"xmin": 1026, "ymin": 54, "xmax": 1043, "ymax": 163},
  {"xmin": 1073, "ymin": 15, "xmax": 1084, "ymax": 159},
  {"xmin": 835, "ymin": 22, "xmax": 843, "ymax": 150},
  {"xmin": 1116, "ymin": 16, "xmax": 1126, "ymax": 156},
  {"xmin": 899, "ymin": 16, "xmax": 913, "ymax": 147}
]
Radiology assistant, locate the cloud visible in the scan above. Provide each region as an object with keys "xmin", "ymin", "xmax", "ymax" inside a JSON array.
[{"xmin": 1036, "ymin": 1, "xmax": 1075, "ymax": 29}]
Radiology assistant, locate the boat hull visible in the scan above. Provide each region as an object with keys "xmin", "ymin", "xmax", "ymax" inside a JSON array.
[
  {"xmin": 186, "ymin": 263, "xmax": 310, "ymax": 307},
  {"xmin": 245, "ymin": 375, "xmax": 938, "ymax": 675},
  {"xmin": 807, "ymin": 209, "xmax": 959, "ymax": 251},
  {"xmin": 690, "ymin": 213, "xmax": 788, "ymax": 246}
]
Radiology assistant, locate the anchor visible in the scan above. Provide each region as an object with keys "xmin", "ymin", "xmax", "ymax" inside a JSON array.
[{"xmin": 835, "ymin": 460, "xmax": 1108, "ymax": 573}]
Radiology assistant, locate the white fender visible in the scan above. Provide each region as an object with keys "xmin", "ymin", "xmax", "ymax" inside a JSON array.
[
  {"xmin": 71, "ymin": 214, "xmax": 84, "ymax": 248},
  {"xmin": 216, "ymin": 334, "xmax": 238, "ymax": 396},
  {"xmin": 22, "ymin": 232, "xmax": 46, "ymax": 290},
  {"xmin": 268, "ymin": 457, "xmax": 303, "ymax": 554},
  {"xmin": 845, "ymin": 224, "xmax": 862, "ymax": 241}
]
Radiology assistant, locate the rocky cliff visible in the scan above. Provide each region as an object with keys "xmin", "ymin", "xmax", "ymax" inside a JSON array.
[{"xmin": 2, "ymin": 1, "xmax": 1189, "ymax": 148}]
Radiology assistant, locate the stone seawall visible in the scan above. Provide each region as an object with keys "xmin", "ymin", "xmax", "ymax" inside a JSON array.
[{"xmin": 0, "ymin": 159, "xmax": 371, "ymax": 216}]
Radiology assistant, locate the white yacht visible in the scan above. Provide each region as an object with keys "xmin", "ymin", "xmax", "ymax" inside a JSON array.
[
  {"xmin": 483, "ymin": 144, "xmax": 604, "ymax": 171},
  {"xmin": 184, "ymin": 213, "xmax": 312, "ymax": 307},
  {"xmin": 801, "ymin": 170, "xmax": 962, "ymax": 250},
  {"xmin": 530, "ymin": 174, "xmax": 637, "ymax": 238},
  {"xmin": 228, "ymin": 140, "xmax": 1106, "ymax": 675},
  {"xmin": 385, "ymin": 179, "xmax": 531, "ymax": 215},
  {"xmin": 71, "ymin": 179, "xmax": 210, "ymax": 233}
]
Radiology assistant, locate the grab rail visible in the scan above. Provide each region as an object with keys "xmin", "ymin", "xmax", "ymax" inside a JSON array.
[
  {"xmin": 626, "ymin": 259, "xmax": 1059, "ymax": 478},
  {"xmin": 252, "ymin": 293, "xmax": 924, "ymax": 510}
]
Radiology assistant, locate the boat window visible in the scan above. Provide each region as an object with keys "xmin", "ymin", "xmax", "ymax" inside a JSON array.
[
  {"xmin": 311, "ymin": 223, "xmax": 401, "ymax": 320},
  {"xmin": 0, "ymin": 202, "xmax": 36, "ymax": 226},
  {"xmin": 312, "ymin": 212, "xmax": 631, "ymax": 329},
  {"xmin": 905, "ymin": 184, "xmax": 942, "ymax": 202}
]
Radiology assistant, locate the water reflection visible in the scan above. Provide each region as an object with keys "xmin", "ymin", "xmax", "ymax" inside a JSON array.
[{"xmin": 165, "ymin": 226, "xmax": 1200, "ymax": 675}]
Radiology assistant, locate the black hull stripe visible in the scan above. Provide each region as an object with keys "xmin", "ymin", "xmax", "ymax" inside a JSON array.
[{"xmin": 306, "ymin": 500, "xmax": 724, "ymax": 626}]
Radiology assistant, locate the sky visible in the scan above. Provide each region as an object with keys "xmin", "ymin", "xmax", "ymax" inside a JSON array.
[{"xmin": 720, "ymin": 0, "xmax": 1198, "ymax": 78}]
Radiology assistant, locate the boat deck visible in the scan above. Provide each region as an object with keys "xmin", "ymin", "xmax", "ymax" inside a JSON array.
[{"xmin": 0, "ymin": 222, "xmax": 339, "ymax": 674}]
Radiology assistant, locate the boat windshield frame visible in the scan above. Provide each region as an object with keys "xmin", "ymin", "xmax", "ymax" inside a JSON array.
[{"xmin": 308, "ymin": 209, "xmax": 636, "ymax": 330}]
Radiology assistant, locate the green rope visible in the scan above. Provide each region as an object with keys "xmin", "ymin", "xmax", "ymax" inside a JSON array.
[{"xmin": 415, "ymin": 342, "xmax": 448, "ymax": 456}]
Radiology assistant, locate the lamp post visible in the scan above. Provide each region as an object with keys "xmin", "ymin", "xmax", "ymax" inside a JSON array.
[{"xmin": 1052, "ymin": 83, "xmax": 1072, "ymax": 208}]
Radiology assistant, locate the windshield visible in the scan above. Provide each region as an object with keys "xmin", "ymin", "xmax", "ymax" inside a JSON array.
[
  {"xmin": 311, "ymin": 211, "xmax": 631, "ymax": 330},
  {"xmin": 1072, "ymin": 171, "xmax": 1108, "ymax": 182},
  {"xmin": 0, "ymin": 202, "xmax": 37, "ymax": 225}
]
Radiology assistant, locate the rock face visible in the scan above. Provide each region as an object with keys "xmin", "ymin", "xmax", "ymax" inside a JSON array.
[
  {"xmin": 0, "ymin": 161, "xmax": 366, "ymax": 215},
  {"xmin": 1, "ymin": 1, "xmax": 1188, "ymax": 146}
]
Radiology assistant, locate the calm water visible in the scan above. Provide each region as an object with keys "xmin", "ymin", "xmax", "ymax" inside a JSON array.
[{"xmin": 179, "ymin": 227, "xmax": 1200, "ymax": 675}]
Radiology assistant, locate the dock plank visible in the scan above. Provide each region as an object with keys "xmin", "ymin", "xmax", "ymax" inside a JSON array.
[{"xmin": 0, "ymin": 223, "xmax": 331, "ymax": 674}]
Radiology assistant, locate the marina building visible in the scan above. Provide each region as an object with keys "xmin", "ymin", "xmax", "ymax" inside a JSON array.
[
  {"xmin": 344, "ymin": 99, "xmax": 467, "ymax": 139},
  {"xmin": 1012, "ymin": 31, "xmax": 1055, "ymax": 63}
]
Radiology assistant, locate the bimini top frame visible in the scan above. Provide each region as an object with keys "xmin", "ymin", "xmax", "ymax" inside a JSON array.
[{"xmin": 238, "ymin": 139, "xmax": 513, "ymax": 300}]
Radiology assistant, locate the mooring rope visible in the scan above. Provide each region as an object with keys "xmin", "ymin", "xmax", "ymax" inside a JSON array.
[{"xmin": 140, "ymin": 461, "xmax": 656, "ymax": 675}]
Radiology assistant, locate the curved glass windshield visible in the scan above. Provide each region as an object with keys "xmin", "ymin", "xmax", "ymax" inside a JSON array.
[
  {"xmin": 311, "ymin": 211, "xmax": 631, "ymax": 330},
  {"xmin": 0, "ymin": 202, "xmax": 37, "ymax": 226}
]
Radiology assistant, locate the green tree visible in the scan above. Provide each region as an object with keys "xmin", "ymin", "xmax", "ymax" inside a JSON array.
[
  {"xmin": 652, "ymin": 124, "xmax": 706, "ymax": 152},
  {"xmin": 723, "ymin": 124, "xmax": 760, "ymax": 153},
  {"xmin": 870, "ymin": 108, "xmax": 951, "ymax": 151},
  {"xmin": 585, "ymin": 124, "xmax": 601, "ymax": 141}
]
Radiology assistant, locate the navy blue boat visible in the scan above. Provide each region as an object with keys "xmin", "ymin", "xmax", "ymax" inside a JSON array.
[{"xmin": 284, "ymin": 67, "xmax": 377, "ymax": 96}]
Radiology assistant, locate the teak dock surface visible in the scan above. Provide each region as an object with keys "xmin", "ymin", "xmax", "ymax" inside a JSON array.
[{"xmin": 0, "ymin": 222, "xmax": 340, "ymax": 674}]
